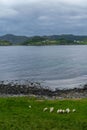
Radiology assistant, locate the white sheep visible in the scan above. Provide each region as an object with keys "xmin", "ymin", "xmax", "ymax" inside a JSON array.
[
  {"xmin": 57, "ymin": 109, "xmax": 60, "ymax": 113},
  {"xmin": 72, "ymin": 109, "xmax": 76, "ymax": 112},
  {"xmin": 66, "ymin": 108, "xmax": 70, "ymax": 113},
  {"xmin": 50, "ymin": 107, "xmax": 54, "ymax": 113},
  {"xmin": 29, "ymin": 105, "xmax": 31, "ymax": 108},
  {"xmin": 43, "ymin": 107, "xmax": 48, "ymax": 112},
  {"xmin": 62, "ymin": 110, "xmax": 65, "ymax": 113},
  {"xmin": 57, "ymin": 109, "xmax": 63, "ymax": 113},
  {"xmin": 57, "ymin": 108, "xmax": 76, "ymax": 114}
]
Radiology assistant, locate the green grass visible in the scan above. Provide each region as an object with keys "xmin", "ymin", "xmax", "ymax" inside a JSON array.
[{"xmin": 0, "ymin": 97, "xmax": 87, "ymax": 130}]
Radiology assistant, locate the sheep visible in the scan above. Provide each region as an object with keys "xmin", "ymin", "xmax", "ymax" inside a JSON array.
[
  {"xmin": 29, "ymin": 105, "xmax": 31, "ymax": 108},
  {"xmin": 57, "ymin": 109, "xmax": 63, "ymax": 113},
  {"xmin": 57, "ymin": 109, "xmax": 60, "ymax": 113},
  {"xmin": 43, "ymin": 107, "xmax": 48, "ymax": 112},
  {"xmin": 62, "ymin": 110, "xmax": 65, "ymax": 113},
  {"xmin": 50, "ymin": 107, "xmax": 54, "ymax": 113},
  {"xmin": 66, "ymin": 108, "xmax": 70, "ymax": 113},
  {"xmin": 57, "ymin": 108, "xmax": 76, "ymax": 114},
  {"xmin": 72, "ymin": 109, "xmax": 76, "ymax": 112},
  {"xmin": 43, "ymin": 107, "xmax": 75, "ymax": 114}
]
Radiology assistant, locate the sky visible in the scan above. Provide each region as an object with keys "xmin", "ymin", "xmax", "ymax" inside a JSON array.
[{"xmin": 0, "ymin": 0, "xmax": 87, "ymax": 36}]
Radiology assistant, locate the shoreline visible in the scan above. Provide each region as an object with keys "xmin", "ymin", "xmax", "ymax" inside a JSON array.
[{"xmin": 0, "ymin": 81, "xmax": 87, "ymax": 99}]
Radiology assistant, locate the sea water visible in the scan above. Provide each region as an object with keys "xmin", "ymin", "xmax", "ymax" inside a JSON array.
[{"xmin": 0, "ymin": 45, "xmax": 87, "ymax": 89}]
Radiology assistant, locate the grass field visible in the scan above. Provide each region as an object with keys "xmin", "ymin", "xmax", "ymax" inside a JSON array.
[{"xmin": 0, "ymin": 97, "xmax": 87, "ymax": 130}]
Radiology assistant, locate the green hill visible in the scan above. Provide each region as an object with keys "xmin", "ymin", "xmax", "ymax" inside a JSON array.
[
  {"xmin": 0, "ymin": 34, "xmax": 28, "ymax": 45},
  {"xmin": 0, "ymin": 34, "xmax": 87, "ymax": 45},
  {"xmin": 0, "ymin": 40, "xmax": 12, "ymax": 46}
]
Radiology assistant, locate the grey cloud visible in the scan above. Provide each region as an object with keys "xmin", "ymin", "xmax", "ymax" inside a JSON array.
[{"xmin": 0, "ymin": 0, "xmax": 87, "ymax": 35}]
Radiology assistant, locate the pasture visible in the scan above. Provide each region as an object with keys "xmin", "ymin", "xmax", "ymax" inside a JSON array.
[{"xmin": 0, "ymin": 97, "xmax": 87, "ymax": 130}]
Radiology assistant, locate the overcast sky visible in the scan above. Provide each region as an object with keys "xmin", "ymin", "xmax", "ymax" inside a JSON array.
[{"xmin": 0, "ymin": 0, "xmax": 87, "ymax": 36}]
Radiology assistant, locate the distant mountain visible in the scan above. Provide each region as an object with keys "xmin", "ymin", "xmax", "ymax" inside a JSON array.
[
  {"xmin": 0, "ymin": 34, "xmax": 87, "ymax": 45},
  {"xmin": 45, "ymin": 34, "xmax": 87, "ymax": 41},
  {"xmin": 22, "ymin": 35, "xmax": 87, "ymax": 45},
  {"xmin": 0, "ymin": 34, "xmax": 29, "ymax": 44}
]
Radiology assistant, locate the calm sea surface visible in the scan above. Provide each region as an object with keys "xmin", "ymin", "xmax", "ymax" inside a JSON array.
[{"xmin": 0, "ymin": 45, "xmax": 87, "ymax": 89}]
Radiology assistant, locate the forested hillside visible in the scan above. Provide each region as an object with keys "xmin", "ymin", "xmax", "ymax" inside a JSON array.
[{"xmin": 0, "ymin": 34, "xmax": 87, "ymax": 45}]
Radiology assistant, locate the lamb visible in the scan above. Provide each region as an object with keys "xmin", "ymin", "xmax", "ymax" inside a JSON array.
[
  {"xmin": 62, "ymin": 110, "xmax": 65, "ymax": 113},
  {"xmin": 57, "ymin": 109, "xmax": 60, "ymax": 113},
  {"xmin": 57, "ymin": 109, "xmax": 66, "ymax": 113},
  {"xmin": 50, "ymin": 107, "xmax": 54, "ymax": 113},
  {"xmin": 43, "ymin": 107, "xmax": 48, "ymax": 112},
  {"xmin": 57, "ymin": 109, "xmax": 63, "ymax": 113},
  {"xmin": 57, "ymin": 108, "xmax": 76, "ymax": 114},
  {"xmin": 66, "ymin": 108, "xmax": 70, "ymax": 113},
  {"xmin": 29, "ymin": 105, "xmax": 31, "ymax": 108},
  {"xmin": 72, "ymin": 109, "xmax": 76, "ymax": 112}
]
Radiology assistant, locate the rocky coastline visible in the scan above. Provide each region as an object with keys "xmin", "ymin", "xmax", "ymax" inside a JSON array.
[{"xmin": 0, "ymin": 81, "xmax": 87, "ymax": 99}]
